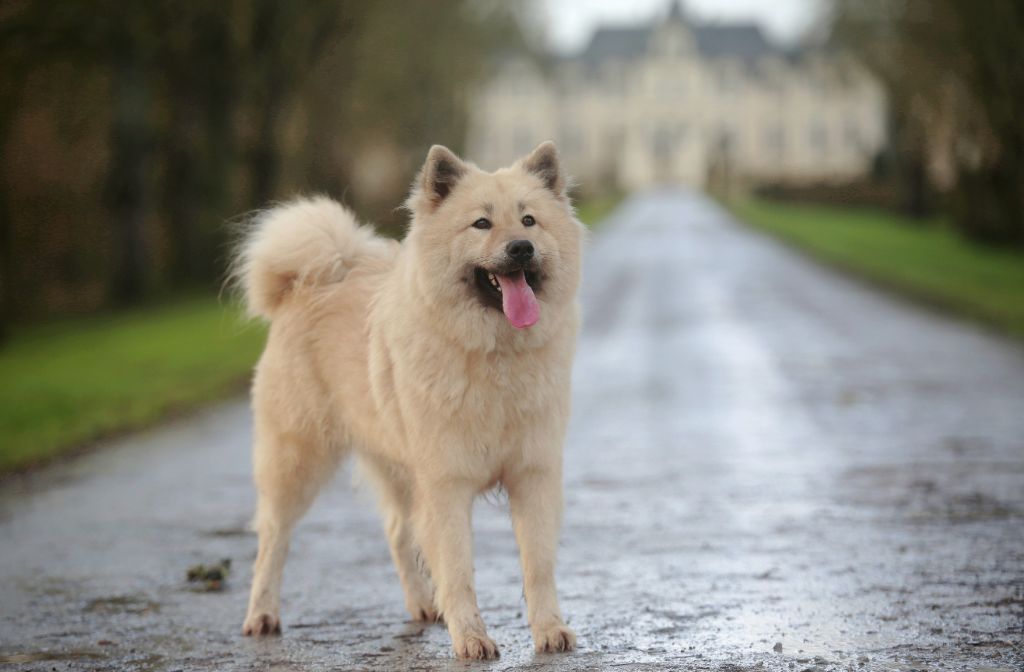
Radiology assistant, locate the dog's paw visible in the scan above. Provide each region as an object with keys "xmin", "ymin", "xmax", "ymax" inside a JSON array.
[
  {"xmin": 242, "ymin": 612, "xmax": 281, "ymax": 636},
  {"xmin": 452, "ymin": 630, "xmax": 499, "ymax": 660},
  {"xmin": 533, "ymin": 621, "xmax": 576, "ymax": 653},
  {"xmin": 407, "ymin": 600, "xmax": 441, "ymax": 623},
  {"xmin": 405, "ymin": 584, "xmax": 441, "ymax": 623}
]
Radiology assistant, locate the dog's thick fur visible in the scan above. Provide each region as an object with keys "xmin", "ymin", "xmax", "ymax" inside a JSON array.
[{"xmin": 234, "ymin": 142, "xmax": 583, "ymax": 659}]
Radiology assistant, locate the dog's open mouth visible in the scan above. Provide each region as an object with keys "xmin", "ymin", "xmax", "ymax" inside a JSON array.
[{"xmin": 473, "ymin": 267, "xmax": 541, "ymax": 329}]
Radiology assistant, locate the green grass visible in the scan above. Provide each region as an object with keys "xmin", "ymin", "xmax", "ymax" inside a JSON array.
[
  {"xmin": 730, "ymin": 198, "xmax": 1024, "ymax": 341},
  {"xmin": 575, "ymin": 193, "xmax": 625, "ymax": 228},
  {"xmin": 0, "ymin": 296, "xmax": 266, "ymax": 472}
]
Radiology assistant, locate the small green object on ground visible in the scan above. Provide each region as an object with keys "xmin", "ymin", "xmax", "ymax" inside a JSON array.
[{"xmin": 186, "ymin": 558, "xmax": 232, "ymax": 592}]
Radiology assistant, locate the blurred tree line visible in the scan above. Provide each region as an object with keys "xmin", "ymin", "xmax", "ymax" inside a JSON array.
[
  {"xmin": 831, "ymin": 0, "xmax": 1024, "ymax": 246},
  {"xmin": 0, "ymin": 0, "xmax": 531, "ymax": 337}
]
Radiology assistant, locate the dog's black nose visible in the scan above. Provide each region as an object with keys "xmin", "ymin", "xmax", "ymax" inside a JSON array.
[{"xmin": 507, "ymin": 239, "xmax": 534, "ymax": 261}]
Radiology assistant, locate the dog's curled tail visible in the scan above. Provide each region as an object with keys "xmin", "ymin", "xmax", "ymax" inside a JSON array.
[{"xmin": 232, "ymin": 196, "xmax": 392, "ymax": 320}]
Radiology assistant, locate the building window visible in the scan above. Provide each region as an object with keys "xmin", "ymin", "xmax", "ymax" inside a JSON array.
[
  {"xmin": 652, "ymin": 126, "xmax": 674, "ymax": 161},
  {"xmin": 604, "ymin": 65, "xmax": 627, "ymax": 96},
  {"xmin": 717, "ymin": 67, "xmax": 736, "ymax": 95},
  {"xmin": 716, "ymin": 127, "xmax": 737, "ymax": 156},
  {"xmin": 810, "ymin": 123, "xmax": 828, "ymax": 153},
  {"xmin": 843, "ymin": 117, "xmax": 861, "ymax": 150},
  {"xmin": 667, "ymin": 74, "xmax": 686, "ymax": 99},
  {"xmin": 606, "ymin": 127, "xmax": 626, "ymax": 152},
  {"xmin": 675, "ymin": 123, "xmax": 687, "ymax": 149},
  {"xmin": 764, "ymin": 126, "xmax": 785, "ymax": 156}
]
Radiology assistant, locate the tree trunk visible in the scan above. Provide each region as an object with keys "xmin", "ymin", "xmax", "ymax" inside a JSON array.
[
  {"xmin": 0, "ymin": 92, "xmax": 20, "ymax": 341},
  {"xmin": 106, "ymin": 47, "xmax": 151, "ymax": 304},
  {"xmin": 249, "ymin": 95, "xmax": 284, "ymax": 208},
  {"xmin": 0, "ymin": 183, "xmax": 11, "ymax": 343},
  {"xmin": 163, "ymin": 86, "xmax": 203, "ymax": 284},
  {"xmin": 163, "ymin": 11, "xmax": 236, "ymax": 287}
]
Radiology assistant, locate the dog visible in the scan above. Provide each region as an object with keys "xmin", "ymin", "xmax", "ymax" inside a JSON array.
[{"xmin": 233, "ymin": 141, "xmax": 583, "ymax": 659}]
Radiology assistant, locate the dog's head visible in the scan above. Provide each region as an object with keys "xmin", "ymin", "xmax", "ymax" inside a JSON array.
[{"xmin": 405, "ymin": 141, "xmax": 584, "ymax": 340}]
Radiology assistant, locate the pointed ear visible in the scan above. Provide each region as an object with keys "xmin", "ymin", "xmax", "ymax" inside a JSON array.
[
  {"xmin": 417, "ymin": 145, "xmax": 468, "ymax": 209},
  {"xmin": 521, "ymin": 141, "xmax": 565, "ymax": 196}
]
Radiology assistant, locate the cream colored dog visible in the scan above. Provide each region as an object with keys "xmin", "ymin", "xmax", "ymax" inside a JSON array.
[{"xmin": 234, "ymin": 142, "xmax": 583, "ymax": 659}]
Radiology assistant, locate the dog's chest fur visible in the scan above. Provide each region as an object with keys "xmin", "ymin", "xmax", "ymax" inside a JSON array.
[{"xmin": 401, "ymin": 337, "xmax": 559, "ymax": 434}]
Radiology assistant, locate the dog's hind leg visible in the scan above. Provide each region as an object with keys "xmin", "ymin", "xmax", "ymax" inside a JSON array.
[
  {"xmin": 358, "ymin": 455, "xmax": 437, "ymax": 621},
  {"xmin": 243, "ymin": 432, "xmax": 339, "ymax": 636}
]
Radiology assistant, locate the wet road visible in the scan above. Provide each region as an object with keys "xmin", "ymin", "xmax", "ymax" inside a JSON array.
[{"xmin": 2, "ymin": 190, "xmax": 1022, "ymax": 671}]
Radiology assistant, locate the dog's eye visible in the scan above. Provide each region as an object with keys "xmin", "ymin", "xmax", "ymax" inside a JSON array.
[
  {"xmin": 522, "ymin": 215, "xmax": 536, "ymax": 227},
  {"xmin": 472, "ymin": 218, "xmax": 492, "ymax": 230}
]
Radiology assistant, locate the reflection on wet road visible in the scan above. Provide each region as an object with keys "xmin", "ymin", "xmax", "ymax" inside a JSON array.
[{"xmin": 2, "ymin": 190, "xmax": 1022, "ymax": 671}]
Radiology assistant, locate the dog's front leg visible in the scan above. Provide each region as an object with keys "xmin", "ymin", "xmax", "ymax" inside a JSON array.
[
  {"xmin": 413, "ymin": 479, "xmax": 498, "ymax": 660},
  {"xmin": 507, "ymin": 468, "xmax": 576, "ymax": 653}
]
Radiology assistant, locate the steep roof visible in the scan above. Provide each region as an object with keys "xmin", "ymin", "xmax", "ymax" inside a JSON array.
[
  {"xmin": 579, "ymin": 19, "xmax": 786, "ymax": 65},
  {"xmin": 584, "ymin": 27, "xmax": 650, "ymax": 63},
  {"xmin": 694, "ymin": 25, "xmax": 773, "ymax": 60}
]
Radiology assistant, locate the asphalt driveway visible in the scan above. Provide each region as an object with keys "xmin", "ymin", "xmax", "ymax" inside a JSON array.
[{"xmin": 1, "ymin": 190, "xmax": 1022, "ymax": 671}]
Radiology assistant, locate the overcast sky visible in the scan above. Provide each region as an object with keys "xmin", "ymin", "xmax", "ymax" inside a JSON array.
[{"xmin": 541, "ymin": 0, "xmax": 826, "ymax": 54}]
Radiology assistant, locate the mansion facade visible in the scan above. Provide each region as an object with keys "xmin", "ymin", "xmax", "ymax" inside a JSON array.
[{"xmin": 467, "ymin": 3, "xmax": 887, "ymax": 191}]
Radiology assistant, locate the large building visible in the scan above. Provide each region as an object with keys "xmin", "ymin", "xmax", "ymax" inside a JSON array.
[{"xmin": 467, "ymin": 2, "xmax": 887, "ymax": 191}]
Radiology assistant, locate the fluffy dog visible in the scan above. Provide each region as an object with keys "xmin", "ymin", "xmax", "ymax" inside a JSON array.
[{"xmin": 234, "ymin": 141, "xmax": 583, "ymax": 659}]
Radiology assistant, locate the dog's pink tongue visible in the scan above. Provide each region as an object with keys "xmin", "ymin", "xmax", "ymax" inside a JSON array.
[{"xmin": 496, "ymin": 271, "xmax": 539, "ymax": 329}]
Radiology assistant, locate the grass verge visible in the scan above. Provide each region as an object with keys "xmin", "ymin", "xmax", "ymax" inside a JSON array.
[
  {"xmin": 0, "ymin": 296, "xmax": 266, "ymax": 472},
  {"xmin": 575, "ymin": 193, "xmax": 625, "ymax": 228},
  {"xmin": 729, "ymin": 198, "xmax": 1024, "ymax": 341}
]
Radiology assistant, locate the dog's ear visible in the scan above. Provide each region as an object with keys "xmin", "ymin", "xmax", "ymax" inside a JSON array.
[
  {"xmin": 415, "ymin": 145, "xmax": 468, "ymax": 210},
  {"xmin": 521, "ymin": 141, "xmax": 565, "ymax": 196}
]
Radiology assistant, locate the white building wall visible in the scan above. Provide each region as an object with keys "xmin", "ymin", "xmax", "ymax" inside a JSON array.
[{"xmin": 466, "ymin": 21, "xmax": 886, "ymax": 192}]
